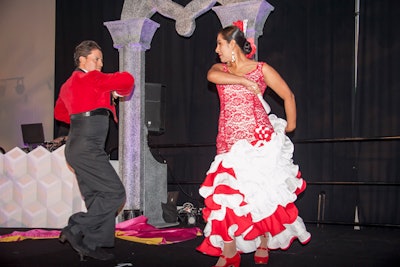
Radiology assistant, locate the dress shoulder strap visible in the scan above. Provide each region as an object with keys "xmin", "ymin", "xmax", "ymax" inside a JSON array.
[{"xmin": 257, "ymin": 62, "xmax": 265, "ymax": 70}]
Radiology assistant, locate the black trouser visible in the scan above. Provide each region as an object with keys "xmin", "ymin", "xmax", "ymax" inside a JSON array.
[{"xmin": 64, "ymin": 113, "xmax": 125, "ymax": 250}]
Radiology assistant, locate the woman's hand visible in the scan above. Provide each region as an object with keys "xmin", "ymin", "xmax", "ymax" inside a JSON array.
[
  {"xmin": 243, "ymin": 80, "xmax": 260, "ymax": 94},
  {"xmin": 285, "ymin": 124, "xmax": 296, "ymax": 133}
]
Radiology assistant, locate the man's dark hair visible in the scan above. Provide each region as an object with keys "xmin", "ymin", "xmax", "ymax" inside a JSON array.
[{"xmin": 73, "ymin": 40, "xmax": 102, "ymax": 67}]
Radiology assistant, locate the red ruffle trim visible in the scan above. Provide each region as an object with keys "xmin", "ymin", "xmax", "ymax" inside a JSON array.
[
  {"xmin": 295, "ymin": 170, "xmax": 307, "ymax": 195},
  {"xmin": 197, "ymin": 203, "xmax": 300, "ymax": 256},
  {"xmin": 201, "ymin": 162, "xmax": 236, "ymax": 187},
  {"xmin": 203, "ymin": 184, "xmax": 246, "ymax": 211},
  {"xmin": 198, "ymin": 154, "xmax": 307, "ymax": 256},
  {"xmin": 245, "ymin": 203, "xmax": 299, "ymax": 239}
]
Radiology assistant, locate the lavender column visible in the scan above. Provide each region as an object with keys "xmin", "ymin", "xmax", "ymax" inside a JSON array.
[{"xmin": 104, "ymin": 18, "xmax": 172, "ymax": 227}]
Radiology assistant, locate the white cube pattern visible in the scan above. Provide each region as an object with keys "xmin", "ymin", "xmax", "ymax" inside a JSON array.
[
  {"xmin": 47, "ymin": 201, "xmax": 71, "ymax": 228},
  {"xmin": 4, "ymin": 147, "xmax": 27, "ymax": 178},
  {"xmin": 0, "ymin": 145, "xmax": 86, "ymax": 228},
  {"xmin": 37, "ymin": 174, "xmax": 62, "ymax": 206},
  {"xmin": 0, "ymin": 177, "xmax": 13, "ymax": 204},
  {"xmin": 22, "ymin": 201, "xmax": 47, "ymax": 228},
  {"xmin": 0, "ymin": 201, "xmax": 23, "ymax": 227},
  {"xmin": 13, "ymin": 174, "xmax": 37, "ymax": 207},
  {"xmin": 27, "ymin": 146, "xmax": 52, "ymax": 179}
]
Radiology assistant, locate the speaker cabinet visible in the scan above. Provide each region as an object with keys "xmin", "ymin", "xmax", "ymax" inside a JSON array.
[{"xmin": 145, "ymin": 83, "xmax": 166, "ymax": 134}]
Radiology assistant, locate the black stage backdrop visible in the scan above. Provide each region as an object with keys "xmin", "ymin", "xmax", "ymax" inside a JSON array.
[{"xmin": 54, "ymin": 0, "xmax": 400, "ymax": 226}]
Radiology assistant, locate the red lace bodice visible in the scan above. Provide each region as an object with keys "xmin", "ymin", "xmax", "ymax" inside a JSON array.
[{"xmin": 216, "ymin": 62, "xmax": 273, "ymax": 154}]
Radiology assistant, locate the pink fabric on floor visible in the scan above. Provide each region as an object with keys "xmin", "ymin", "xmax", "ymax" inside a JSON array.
[
  {"xmin": 0, "ymin": 216, "xmax": 202, "ymax": 244},
  {"xmin": 116, "ymin": 216, "xmax": 202, "ymax": 244},
  {"xmin": 0, "ymin": 229, "xmax": 61, "ymax": 242}
]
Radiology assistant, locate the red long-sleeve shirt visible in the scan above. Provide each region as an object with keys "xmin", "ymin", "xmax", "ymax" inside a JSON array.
[{"xmin": 54, "ymin": 69, "xmax": 134, "ymax": 123}]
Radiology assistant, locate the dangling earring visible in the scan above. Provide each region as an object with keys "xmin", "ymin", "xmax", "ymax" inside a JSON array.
[{"xmin": 231, "ymin": 51, "xmax": 236, "ymax": 63}]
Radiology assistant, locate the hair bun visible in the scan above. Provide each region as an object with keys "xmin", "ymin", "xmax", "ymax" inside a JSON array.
[{"xmin": 243, "ymin": 41, "xmax": 252, "ymax": 54}]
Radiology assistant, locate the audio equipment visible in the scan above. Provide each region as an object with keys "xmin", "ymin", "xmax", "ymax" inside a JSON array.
[{"xmin": 145, "ymin": 83, "xmax": 166, "ymax": 134}]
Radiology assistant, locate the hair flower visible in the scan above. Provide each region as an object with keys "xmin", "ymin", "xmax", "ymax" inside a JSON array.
[
  {"xmin": 233, "ymin": 20, "xmax": 248, "ymax": 36},
  {"xmin": 233, "ymin": 20, "xmax": 243, "ymax": 30}
]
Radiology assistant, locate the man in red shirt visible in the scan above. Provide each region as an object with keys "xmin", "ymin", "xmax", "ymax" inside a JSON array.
[{"xmin": 54, "ymin": 40, "xmax": 134, "ymax": 261}]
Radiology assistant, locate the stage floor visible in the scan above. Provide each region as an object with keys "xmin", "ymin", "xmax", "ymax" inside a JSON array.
[{"xmin": 1, "ymin": 223, "xmax": 399, "ymax": 267}]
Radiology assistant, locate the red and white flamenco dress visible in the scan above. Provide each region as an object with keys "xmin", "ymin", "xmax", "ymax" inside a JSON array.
[{"xmin": 197, "ymin": 62, "xmax": 311, "ymax": 257}]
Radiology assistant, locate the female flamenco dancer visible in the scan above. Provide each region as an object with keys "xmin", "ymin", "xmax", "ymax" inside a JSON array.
[{"xmin": 196, "ymin": 21, "xmax": 311, "ymax": 267}]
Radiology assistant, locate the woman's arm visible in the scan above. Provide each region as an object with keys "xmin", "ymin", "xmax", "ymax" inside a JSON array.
[
  {"xmin": 262, "ymin": 63, "xmax": 297, "ymax": 132},
  {"xmin": 207, "ymin": 63, "xmax": 260, "ymax": 94}
]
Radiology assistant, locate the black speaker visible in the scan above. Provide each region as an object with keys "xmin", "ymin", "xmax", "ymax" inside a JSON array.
[{"xmin": 145, "ymin": 83, "xmax": 166, "ymax": 134}]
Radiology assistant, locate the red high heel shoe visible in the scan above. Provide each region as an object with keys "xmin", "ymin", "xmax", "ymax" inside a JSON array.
[
  {"xmin": 254, "ymin": 247, "xmax": 269, "ymax": 265},
  {"xmin": 213, "ymin": 252, "xmax": 241, "ymax": 267}
]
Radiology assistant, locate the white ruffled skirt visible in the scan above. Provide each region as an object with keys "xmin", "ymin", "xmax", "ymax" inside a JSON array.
[{"xmin": 197, "ymin": 114, "xmax": 311, "ymax": 256}]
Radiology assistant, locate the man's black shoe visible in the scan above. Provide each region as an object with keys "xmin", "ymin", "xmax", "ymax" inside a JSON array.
[
  {"xmin": 59, "ymin": 228, "xmax": 88, "ymax": 261},
  {"xmin": 85, "ymin": 247, "xmax": 115, "ymax": 261}
]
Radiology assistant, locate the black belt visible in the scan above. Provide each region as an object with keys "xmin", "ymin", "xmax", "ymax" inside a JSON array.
[{"xmin": 70, "ymin": 108, "xmax": 110, "ymax": 119}]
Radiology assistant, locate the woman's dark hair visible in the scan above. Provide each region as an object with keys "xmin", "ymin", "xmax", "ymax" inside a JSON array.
[
  {"xmin": 73, "ymin": 40, "xmax": 102, "ymax": 67},
  {"xmin": 219, "ymin": 25, "xmax": 252, "ymax": 56}
]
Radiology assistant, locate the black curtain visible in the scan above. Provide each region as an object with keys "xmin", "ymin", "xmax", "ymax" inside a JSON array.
[
  {"xmin": 256, "ymin": 0, "xmax": 357, "ymax": 223},
  {"xmin": 55, "ymin": 0, "xmax": 400, "ymax": 225},
  {"xmin": 354, "ymin": 0, "xmax": 400, "ymax": 225}
]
